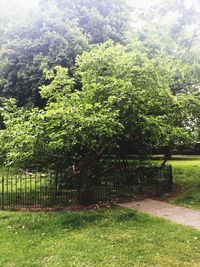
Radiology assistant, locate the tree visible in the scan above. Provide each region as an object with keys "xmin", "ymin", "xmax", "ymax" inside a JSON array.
[
  {"xmin": 39, "ymin": 0, "xmax": 129, "ymax": 44},
  {"xmin": 127, "ymin": 0, "xmax": 200, "ymax": 97},
  {"xmin": 1, "ymin": 42, "xmax": 199, "ymax": 175},
  {"xmin": 129, "ymin": 0, "xmax": 200, "ymax": 62},
  {"xmin": 0, "ymin": 0, "xmax": 129, "ymax": 107},
  {"xmin": 0, "ymin": 5, "xmax": 89, "ymax": 107}
]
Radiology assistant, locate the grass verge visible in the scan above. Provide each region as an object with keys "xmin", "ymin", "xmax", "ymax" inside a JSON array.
[
  {"xmin": 169, "ymin": 159, "xmax": 200, "ymax": 210},
  {"xmin": 0, "ymin": 208, "xmax": 200, "ymax": 267}
]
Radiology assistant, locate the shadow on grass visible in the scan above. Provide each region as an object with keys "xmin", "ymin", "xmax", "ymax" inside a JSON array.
[{"xmin": 0, "ymin": 207, "xmax": 152, "ymax": 235}]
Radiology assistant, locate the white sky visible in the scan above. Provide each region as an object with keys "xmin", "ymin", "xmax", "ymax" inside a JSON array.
[
  {"xmin": 1, "ymin": 0, "xmax": 39, "ymax": 10},
  {"xmin": 0, "ymin": 0, "xmax": 197, "ymax": 10},
  {"xmin": 18, "ymin": 0, "xmax": 38, "ymax": 8},
  {"xmin": 132, "ymin": 0, "xmax": 162, "ymax": 9},
  {"xmin": 132, "ymin": 0, "xmax": 197, "ymax": 9},
  {"xmin": 0, "ymin": 0, "xmax": 198, "ymax": 16}
]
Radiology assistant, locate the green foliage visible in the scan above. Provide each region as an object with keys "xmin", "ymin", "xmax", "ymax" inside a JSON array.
[
  {"xmin": 0, "ymin": 6, "xmax": 89, "ymax": 106},
  {"xmin": 130, "ymin": 0, "xmax": 200, "ymax": 62},
  {"xmin": 1, "ymin": 0, "xmax": 200, "ymax": 108},
  {"xmin": 1, "ymin": 42, "xmax": 199, "ymax": 173},
  {"xmin": 40, "ymin": 0, "xmax": 129, "ymax": 44},
  {"xmin": 127, "ymin": 0, "xmax": 200, "ymax": 101},
  {"xmin": 0, "ymin": 0, "xmax": 129, "ymax": 106}
]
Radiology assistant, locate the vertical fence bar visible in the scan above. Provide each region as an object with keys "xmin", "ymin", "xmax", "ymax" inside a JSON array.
[
  {"xmin": 156, "ymin": 169, "xmax": 159, "ymax": 196},
  {"xmin": 11, "ymin": 174, "xmax": 13, "ymax": 207},
  {"xmin": 168, "ymin": 165, "xmax": 173, "ymax": 191},
  {"xmin": 55, "ymin": 172, "xmax": 58, "ymax": 206},
  {"xmin": 34, "ymin": 174, "xmax": 36, "ymax": 208},
  {"xmin": 39, "ymin": 174, "xmax": 42, "ymax": 208},
  {"xmin": 6, "ymin": 174, "xmax": 8, "ymax": 209},
  {"xmin": 29, "ymin": 175, "xmax": 31, "ymax": 207},
  {"xmin": 20, "ymin": 174, "xmax": 22, "ymax": 208},
  {"xmin": 15, "ymin": 175, "xmax": 17, "ymax": 208},
  {"xmin": 2, "ymin": 177, "xmax": 4, "ymax": 210},
  {"xmin": 25, "ymin": 174, "xmax": 27, "ymax": 207}
]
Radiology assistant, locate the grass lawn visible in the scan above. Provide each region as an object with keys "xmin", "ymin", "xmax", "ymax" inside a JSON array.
[
  {"xmin": 0, "ymin": 207, "xmax": 200, "ymax": 267},
  {"xmin": 169, "ymin": 158, "xmax": 200, "ymax": 210},
  {"xmin": 0, "ymin": 158, "xmax": 200, "ymax": 267}
]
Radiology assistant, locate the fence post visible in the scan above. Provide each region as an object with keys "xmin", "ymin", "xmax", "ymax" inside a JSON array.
[
  {"xmin": 156, "ymin": 169, "xmax": 159, "ymax": 196},
  {"xmin": 78, "ymin": 172, "xmax": 84, "ymax": 205},
  {"xmin": 1, "ymin": 177, "xmax": 4, "ymax": 210},
  {"xmin": 168, "ymin": 165, "xmax": 173, "ymax": 191},
  {"xmin": 55, "ymin": 172, "xmax": 58, "ymax": 206}
]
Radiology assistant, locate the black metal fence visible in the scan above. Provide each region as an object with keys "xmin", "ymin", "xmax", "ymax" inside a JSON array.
[{"xmin": 0, "ymin": 165, "xmax": 173, "ymax": 210}]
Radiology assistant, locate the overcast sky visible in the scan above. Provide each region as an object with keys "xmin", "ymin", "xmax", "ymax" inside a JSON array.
[
  {"xmin": 1, "ymin": 0, "xmax": 38, "ymax": 10},
  {"xmin": 1, "ymin": 0, "xmax": 164, "ymax": 10},
  {"xmin": 0, "ymin": 0, "xmax": 198, "ymax": 15},
  {"xmin": 1, "ymin": 0, "xmax": 197, "ymax": 10},
  {"xmin": 131, "ymin": 0, "xmax": 162, "ymax": 9},
  {"xmin": 6, "ymin": 0, "xmax": 163, "ymax": 9}
]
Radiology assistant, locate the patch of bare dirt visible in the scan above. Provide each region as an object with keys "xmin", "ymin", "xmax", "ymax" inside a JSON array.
[{"xmin": 153, "ymin": 184, "xmax": 187, "ymax": 202}]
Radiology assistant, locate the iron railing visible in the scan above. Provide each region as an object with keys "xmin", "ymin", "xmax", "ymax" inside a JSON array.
[{"xmin": 0, "ymin": 165, "xmax": 173, "ymax": 210}]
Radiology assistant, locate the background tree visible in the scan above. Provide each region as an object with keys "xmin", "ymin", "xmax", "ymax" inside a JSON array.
[
  {"xmin": 0, "ymin": 0, "xmax": 129, "ymax": 107},
  {"xmin": 129, "ymin": 0, "xmax": 200, "ymax": 61},
  {"xmin": 128, "ymin": 0, "xmax": 200, "ymax": 98},
  {"xmin": 0, "ymin": 6, "xmax": 89, "ymax": 106},
  {"xmin": 39, "ymin": 0, "xmax": 129, "ymax": 44}
]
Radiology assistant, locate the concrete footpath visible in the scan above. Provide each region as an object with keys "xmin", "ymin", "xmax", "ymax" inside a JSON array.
[{"xmin": 119, "ymin": 199, "xmax": 200, "ymax": 231}]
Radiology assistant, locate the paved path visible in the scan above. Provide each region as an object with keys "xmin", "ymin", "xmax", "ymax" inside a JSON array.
[{"xmin": 119, "ymin": 199, "xmax": 200, "ymax": 230}]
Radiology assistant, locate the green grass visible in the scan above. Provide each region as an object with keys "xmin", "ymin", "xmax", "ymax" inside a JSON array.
[
  {"xmin": 169, "ymin": 158, "xmax": 200, "ymax": 210},
  {"xmin": 0, "ymin": 208, "xmax": 200, "ymax": 267},
  {"xmin": 0, "ymin": 159, "xmax": 200, "ymax": 266}
]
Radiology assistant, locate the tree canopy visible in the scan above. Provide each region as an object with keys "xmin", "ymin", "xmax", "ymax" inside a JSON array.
[
  {"xmin": 1, "ymin": 42, "xmax": 200, "ymax": 173},
  {"xmin": 1, "ymin": 0, "xmax": 200, "ymax": 171},
  {"xmin": 40, "ymin": 0, "xmax": 129, "ymax": 44}
]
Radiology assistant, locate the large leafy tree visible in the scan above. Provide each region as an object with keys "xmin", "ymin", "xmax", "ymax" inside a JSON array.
[{"xmin": 1, "ymin": 42, "xmax": 199, "ymax": 174}]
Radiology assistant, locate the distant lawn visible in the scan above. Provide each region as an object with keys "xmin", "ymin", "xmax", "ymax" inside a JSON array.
[
  {"xmin": 0, "ymin": 208, "xmax": 200, "ymax": 267},
  {"xmin": 169, "ymin": 158, "xmax": 200, "ymax": 210}
]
